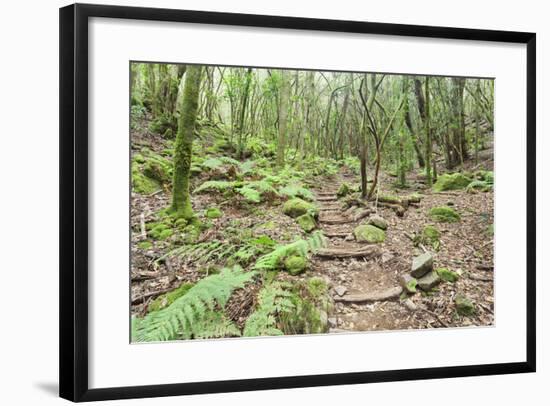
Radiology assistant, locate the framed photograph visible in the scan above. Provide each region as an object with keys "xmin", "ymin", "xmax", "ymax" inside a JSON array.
[{"xmin": 59, "ymin": 3, "xmax": 536, "ymax": 402}]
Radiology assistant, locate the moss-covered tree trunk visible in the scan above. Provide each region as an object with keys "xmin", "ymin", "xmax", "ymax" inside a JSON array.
[
  {"xmin": 424, "ymin": 76, "xmax": 432, "ymax": 187},
  {"xmin": 276, "ymin": 70, "xmax": 290, "ymax": 167},
  {"xmin": 170, "ymin": 65, "xmax": 202, "ymax": 219}
]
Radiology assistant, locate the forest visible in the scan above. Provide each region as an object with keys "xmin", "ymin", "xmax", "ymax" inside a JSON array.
[{"xmin": 130, "ymin": 63, "xmax": 494, "ymax": 342}]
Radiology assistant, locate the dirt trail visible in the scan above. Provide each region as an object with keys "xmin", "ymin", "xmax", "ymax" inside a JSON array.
[{"xmin": 311, "ymin": 174, "xmax": 416, "ymax": 332}]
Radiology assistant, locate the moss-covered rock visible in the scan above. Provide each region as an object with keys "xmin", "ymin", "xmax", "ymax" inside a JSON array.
[
  {"xmin": 433, "ymin": 172, "xmax": 472, "ymax": 192},
  {"xmin": 284, "ymin": 255, "xmax": 307, "ymax": 276},
  {"xmin": 455, "ymin": 294, "xmax": 475, "ymax": 316},
  {"xmin": 205, "ymin": 207, "xmax": 223, "ymax": 219},
  {"xmin": 283, "ymin": 198, "xmax": 318, "ymax": 219},
  {"xmin": 421, "ymin": 225, "xmax": 441, "ymax": 249},
  {"xmin": 337, "ymin": 182, "xmax": 350, "ymax": 197},
  {"xmin": 368, "ymin": 215, "xmax": 388, "ymax": 230},
  {"xmin": 428, "ymin": 206, "xmax": 461, "ymax": 223},
  {"xmin": 436, "ymin": 267, "xmax": 459, "ymax": 283},
  {"xmin": 296, "ymin": 213, "xmax": 316, "ymax": 233},
  {"xmin": 142, "ymin": 154, "xmax": 172, "ymax": 184},
  {"xmin": 354, "ymin": 224, "xmax": 386, "ymax": 243},
  {"xmin": 148, "ymin": 282, "xmax": 194, "ymax": 312},
  {"xmin": 399, "ymin": 274, "xmax": 418, "ymax": 293},
  {"xmin": 132, "ymin": 161, "xmax": 161, "ymax": 194},
  {"xmin": 137, "ymin": 240, "xmax": 153, "ymax": 250}
]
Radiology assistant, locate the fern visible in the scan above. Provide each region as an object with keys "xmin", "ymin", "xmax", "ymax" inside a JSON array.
[
  {"xmin": 237, "ymin": 186, "xmax": 261, "ymax": 203},
  {"xmin": 279, "ymin": 184, "xmax": 314, "ymax": 201},
  {"xmin": 201, "ymin": 157, "xmax": 224, "ymax": 170},
  {"xmin": 219, "ymin": 156, "xmax": 241, "ymax": 166},
  {"xmin": 132, "ymin": 266, "xmax": 255, "ymax": 342},
  {"xmin": 243, "ymin": 282, "xmax": 295, "ymax": 337},
  {"xmin": 466, "ymin": 180, "xmax": 493, "ymax": 193},
  {"xmin": 253, "ymin": 231, "xmax": 327, "ymax": 271},
  {"xmin": 194, "ymin": 180, "xmax": 236, "ymax": 194}
]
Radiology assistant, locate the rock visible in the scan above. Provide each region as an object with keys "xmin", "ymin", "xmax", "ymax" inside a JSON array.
[
  {"xmin": 334, "ymin": 285, "xmax": 348, "ymax": 297},
  {"xmin": 344, "ymin": 234, "xmax": 355, "ymax": 242},
  {"xmin": 417, "ymin": 271, "xmax": 441, "ymax": 291},
  {"xmin": 205, "ymin": 207, "xmax": 223, "ymax": 219},
  {"xmin": 284, "ymin": 255, "xmax": 307, "ymax": 275},
  {"xmin": 432, "ymin": 172, "xmax": 472, "ymax": 192},
  {"xmin": 436, "ymin": 267, "xmax": 459, "ymax": 283},
  {"xmin": 428, "ymin": 206, "xmax": 461, "ymax": 223},
  {"xmin": 455, "ymin": 294, "xmax": 475, "ymax": 316},
  {"xmin": 354, "ymin": 224, "xmax": 386, "ymax": 243},
  {"xmin": 368, "ymin": 215, "xmax": 388, "ymax": 230},
  {"xmin": 403, "ymin": 298, "xmax": 417, "ymax": 311},
  {"xmin": 411, "ymin": 252, "xmax": 433, "ymax": 278},
  {"xmin": 399, "ymin": 274, "xmax": 418, "ymax": 293},
  {"xmin": 422, "ymin": 225, "xmax": 440, "ymax": 249},
  {"xmin": 296, "ymin": 213, "xmax": 316, "ymax": 232},
  {"xmin": 337, "ymin": 182, "xmax": 350, "ymax": 197},
  {"xmin": 336, "ymin": 286, "xmax": 403, "ymax": 303},
  {"xmin": 328, "ymin": 317, "xmax": 338, "ymax": 328},
  {"xmin": 282, "ymin": 198, "xmax": 318, "ymax": 218}
]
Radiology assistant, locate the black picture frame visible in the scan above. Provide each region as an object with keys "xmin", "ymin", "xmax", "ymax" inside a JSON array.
[{"xmin": 59, "ymin": 3, "xmax": 536, "ymax": 402}]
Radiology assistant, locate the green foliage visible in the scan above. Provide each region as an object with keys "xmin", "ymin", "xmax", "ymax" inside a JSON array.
[
  {"xmin": 149, "ymin": 283, "xmax": 195, "ymax": 312},
  {"xmin": 433, "ymin": 172, "xmax": 472, "ymax": 192},
  {"xmin": 253, "ymin": 231, "xmax": 326, "ymax": 271},
  {"xmin": 278, "ymin": 184, "xmax": 314, "ymax": 201},
  {"xmin": 132, "ymin": 267, "xmax": 255, "ymax": 342},
  {"xmin": 149, "ymin": 114, "xmax": 177, "ymax": 136},
  {"xmin": 455, "ymin": 294, "xmax": 475, "ymax": 316},
  {"xmin": 243, "ymin": 282, "xmax": 295, "ymax": 337},
  {"xmin": 296, "ymin": 213, "xmax": 316, "ymax": 233},
  {"xmin": 420, "ymin": 225, "xmax": 441, "ymax": 250},
  {"xmin": 436, "ymin": 268, "xmax": 459, "ymax": 283},
  {"xmin": 194, "ymin": 180, "xmax": 236, "ymax": 194},
  {"xmin": 354, "ymin": 224, "xmax": 386, "ymax": 243},
  {"xmin": 238, "ymin": 186, "xmax": 261, "ymax": 203},
  {"xmin": 205, "ymin": 207, "xmax": 223, "ymax": 219},
  {"xmin": 284, "ymin": 255, "xmax": 307, "ymax": 275},
  {"xmin": 428, "ymin": 206, "xmax": 461, "ymax": 223},
  {"xmin": 337, "ymin": 182, "xmax": 350, "ymax": 197},
  {"xmin": 466, "ymin": 180, "xmax": 493, "ymax": 193}
]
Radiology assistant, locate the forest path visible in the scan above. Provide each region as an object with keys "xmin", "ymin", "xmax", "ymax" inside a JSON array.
[{"xmin": 312, "ymin": 174, "xmax": 414, "ymax": 333}]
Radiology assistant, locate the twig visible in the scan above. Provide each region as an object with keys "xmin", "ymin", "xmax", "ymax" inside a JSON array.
[{"xmin": 419, "ymin": 307, "xmax": 449, "ymax": 328}]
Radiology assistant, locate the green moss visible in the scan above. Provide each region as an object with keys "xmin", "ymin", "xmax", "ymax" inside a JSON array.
[
  {"xmin": 258, "ymin": 220, "xmax": 276, "ymax": 230},
  {"xmin": 428, "ymin": 206, "xmax": 461, "ymax": 223},
  {"xmin": 436, "ymin": 267, "xmax": 459, "ymax": 283},
  {"xmin": 205, "ymin": 207, "xmax": 223, "ymax": 219},
  {"xmin": 422, "ymin": 225, "xmax": 441, "ymax": 249},
  {"xmin": 354, "ymin": 224, "xmax": 386, "ymax": 243},
  {"xmin": 137, "ymin": 241, "xmax": 153, "ymax": 250},
  {"xmin": 284, "ymin": 255, "xmax": 307, "ymax": 275},
  {"xmin": 133, "ymin": 153, "xmax": 146, "ymax": 164},
  {"xmin": 306, "ymin": 277, "xmax": 328, "ymax": 299},
  {"xmin": 455, "ymin": 294, "xmax": 475, "ymax": 316},
  {"xmin": 282, "ymin": 198, "xmax": 318, "ymax": 219},
  {"xmin": 132, "ymin": 162, "xmax": 161, "ymax": 194},
  {"xmin": 148, "ymin": 283, "xmax": 194, "ymax": 312},
  {"xmin": 149, "ymin": 224, "xmax": 173, "ymax": 240},
  {"xmin": 433, "ymin": 172, "xmax": 472, "ymax": 192},
  {"xmin": 379, "ymin": 194, "xmax": 401, "ymax": 204},
  {"xmin": 337, "ymin": 182, "xmax": 350, "ymax": 197},
  {"xmin": 296, "ymin": 213, "xmax": 316, "ymax": 233},
  {"xmin": 142, "ymin": 153, "xmax": 172, "ymax": 184},
  {"xmin": 148, "ymin": 114, "xmax": 176, "ymax": 135}
]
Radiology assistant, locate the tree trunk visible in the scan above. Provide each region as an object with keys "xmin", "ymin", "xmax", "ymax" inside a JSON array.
[
  {"xmin": 170, "ymin": 66, "xmax": 202, "ymax": 219},
  {"xmin": 276, "ymin": 70, "xmax": 290, "ymax": 167},
  {"xmin": 424, "ymin": 77, "xmax": 432, "ymax": 187}
]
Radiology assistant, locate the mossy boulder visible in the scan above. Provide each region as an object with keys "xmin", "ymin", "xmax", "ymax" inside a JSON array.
[
  {"xmin": 283, "ymin": 198, "xmax": 318, "ymax": 219},
  {"xmin": 455, "ymin": 294, "xmax": 475, "ymax": 316},
  {"xmin": 132, "ymin": 161, "xmax": 160, "ymax": 194},
  {"xmin": 421, "ymin": 225, "xmax": 441, "ymax": 249},
  {"xmin": 337, "ymin": 182, "xmax": 350, "ymax": 197},
  {"xmin": 428, "ymin": 206, "xmax": 460, "ymax": 223},
  {"xmin": 148, "ymin": 283, "xmax": 194, "ymax": 312},
  {"xmin": 284, "ymin": 255, "xmax": 307, "ymax": 276},
  {"xmin": 436, "ymin": 267, "xmax": 459, "ymax": 283},
  {"xmin": 205, "ymin": 207, "xmax": 223, "ymax": 219},
  {"xmin": 296, "ymin": 213, "xmax": 316, "ymax": 233},
  {"xmin": 354, "ymin": 224, "xmax": 386, "ymax": 243},
  {"xmin": 368, "ymin": 215, "xmax": 388, "ymax": 230},
  {"xmin": 433, "ymin": 172, "xmax": 472, "ymax": 192}
]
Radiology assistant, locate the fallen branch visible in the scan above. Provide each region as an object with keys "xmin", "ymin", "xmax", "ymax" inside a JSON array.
[
  {"xmin": 419, "ymin": 307, "xmax": 449, "ymax": 328},
  {"xmin": 131, "ymin": 287, "xmax": 174, "ymax": 305},
  {"xmin": 316, "ymin": 246, "xmax": 381, "ymax": 259},
  {"xmin": 335, "ymin": 286, "xmax": 403, "ymax": 303}
]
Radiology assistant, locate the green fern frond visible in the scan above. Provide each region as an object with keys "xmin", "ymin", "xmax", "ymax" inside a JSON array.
[
  {"xmin": 244, "ymin": 282, "xmax": 295, "ymax": 337},
  {"xmin": 194, "ymin": 180, "xmax": 236, "ymax": 194},
  {"xmin": 279, "ymin": 184, "xmax": 314, "ymax": 201},
  {"xmin": 253, "ymin": 231, "xmax": 327, "ymax": 271},
  {"xmin": 237, "ymin": 186, "xmax": 261, "ymax": 203},
  {"xmin": 132, "ymin": 266, "xmax": 256, "ymax": 342},
  {"xmin": 219, "ymin": 156, "xmax": 241, "ymax": 166},
  {"xmin": 201, "ymin": 157, "xmax": 224, "ymax": 170}
]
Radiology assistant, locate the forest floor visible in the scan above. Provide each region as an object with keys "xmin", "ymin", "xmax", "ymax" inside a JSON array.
[{"xmin": 130, "ymin": 115, "xmax": 494, "ymax": 337}]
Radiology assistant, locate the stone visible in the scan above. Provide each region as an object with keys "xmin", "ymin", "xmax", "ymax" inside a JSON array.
[
  {"xmin": 368, "ymin": 214, "xmax": 388, "ymax": 230},
  {"xmin": 428, "ymin": 206, "xmax": 460, "ymax": 223},
  {"xmin": 432, "ymin": 172, "xmax": 472, "ymax": 192},
  {"xmin": 399, "ymin": 274, "xmax": 418, "ymax": 293},
  {"xmin": 411, "ymin": 252, "xmax": 433, "ymax": 278},
  {"xmin": 296, "ymin": 213, "xmax": 316, "ymax": 232},
  {"xmin": 354, "ymin": 224, "xmax": 386, "ymax": 243},
  {"xmin": 328, "ymin": 317, "xmax": 338, "ymax": 328},
  {"xmin": 282, "ymin": 198, "xmax": 318, "ymax": 218},
  {"xmin": 284, "ymin": 255, "xmax": 307, "ymax": 275},
  {"xmin": 205, "ymin": 207, "xmax": 223, "ymax": 219},
  {"xmin": 417, "ymin": 271, "xmax": 441, "ymax": 291},
  {"xmin": 403, "ymin": 298, "xmax": 417, "ymax": 311},
  {"xmin": 455, "ymin": 294, "xmax": 475, "ymax": 316},
  {"xmin": 334, "ymin": 285, "xmax": 348, "ymax": 297},
  {"xmin": 436, "ymin": 267, "xmax": 459, "ymax": 283}
]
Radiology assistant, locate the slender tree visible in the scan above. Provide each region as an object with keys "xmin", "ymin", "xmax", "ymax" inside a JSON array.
[
  {"xmin": 169, "ymin": 66, "xmax": 202, "ymax": 219},
  {"xmin": 276, "ymin": 70, "xmax": 290, "ymax": 167}
]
